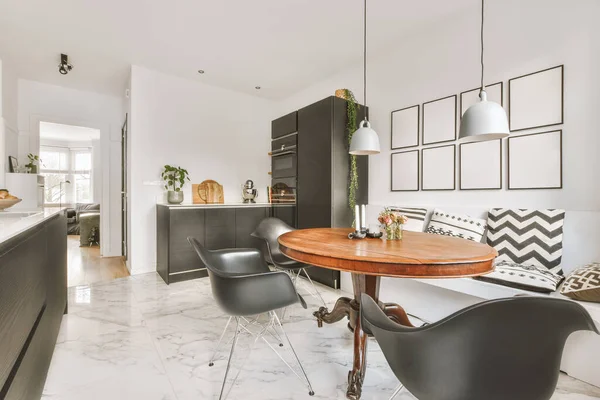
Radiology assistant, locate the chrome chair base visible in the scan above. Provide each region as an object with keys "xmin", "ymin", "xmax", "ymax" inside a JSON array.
[
  {"xmin": 210, "ymin": 312, "xmax": 314, "ymax": 400},
  {"xmin": 389, "ymin": 383, "xmax": 405, "ymax": 399}
]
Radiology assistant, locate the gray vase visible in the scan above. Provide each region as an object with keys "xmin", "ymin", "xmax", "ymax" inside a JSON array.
[{"xmin": 167, "ymin": 190, "xmax": 184, "ymax": 204}]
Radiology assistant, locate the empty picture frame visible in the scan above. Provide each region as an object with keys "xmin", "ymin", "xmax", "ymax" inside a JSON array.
[
  {"xmin": 421, "ymin": 144, "xmax": 456, "ymax": 191},
  {"xmin": 391, "ymin": 105, "xmax": 419, "ymax": 149},
  {"xmin": 508, "ymin": 130, "xmax": 562, "ymax": 190},
  {"xmin": 460, "ymin": 82, "xmax": 503, "ymax": 118},
  {"xmin": 391, "ymin": 150, "xmax": 419, "ymax": 191},
  {"xmin": 422, "ymin": 95, "xmax": 457, "ymax": 145},
  {"xmin": 509, "ymin": 65, "xmax": 564, "ymax": 132},
  {"xmin": 460, "ymin": 140, "xmax": 502, "ymax": 190}
]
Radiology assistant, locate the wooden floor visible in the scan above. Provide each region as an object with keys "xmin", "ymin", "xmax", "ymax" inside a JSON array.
[{"xmin": 67, "ymin": 235, "xmax": 130, "ymax": 287}]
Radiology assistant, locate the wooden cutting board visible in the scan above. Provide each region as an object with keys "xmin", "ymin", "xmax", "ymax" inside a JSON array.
[{"xmin": 193, "ymin": 180, "xmax": 224, "ymax": 204}]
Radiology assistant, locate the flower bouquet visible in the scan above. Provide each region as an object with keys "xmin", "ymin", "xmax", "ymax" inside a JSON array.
[{"xmin": 378, "ymin": 208, "xmax": 409, "ymax": 240}]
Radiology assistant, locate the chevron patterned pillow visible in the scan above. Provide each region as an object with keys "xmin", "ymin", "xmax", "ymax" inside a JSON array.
[
  {"xmin": 561, "ymin": 263, "xmax": 600, "ymax": 303},
  {"xmin": 425, "ymin": 209, "xmax": 487, "ymax": 242},
  {"xmin": 387, "ymin": 206, "xmax": 428, "ymax": 232},
  {"xmin": 486, "ymin": 208, "xmax": 565, "ymax": 274}
]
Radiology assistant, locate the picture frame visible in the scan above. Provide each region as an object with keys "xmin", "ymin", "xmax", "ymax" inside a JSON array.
[
  {"xmin": 509, "ymin": 65, "xmax": 564, "ymax": 132},
  {"xmin": 421, "ymin": 144, "xmax": 456, "ymax": 191},
  {"xmin": 507, "ymin": 130, "xmax": 562, "ymax": 190},
  {"xmin": 459, "ymin": 139, "xmax": 502, "ymax": 190},
  {"xmin": 8, "ymin": 156, "xmax": 18, "ymax": 173},
  {"xmin": 391, "ymin": 150, "xmax": 419, "ymax": 192},
  {"xmin": 460, "ymin": 82, "xmax": 503, "ymax": 118},
  {"xmin": 391, "ymin": 105, "xmax": 419, "ymax": 150},
  {"xmin": 422, "ymin": 95, "xmax": 457, "ymax": 145}
]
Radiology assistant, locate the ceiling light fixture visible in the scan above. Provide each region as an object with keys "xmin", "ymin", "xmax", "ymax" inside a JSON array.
[
  {"xmin": 459, "ymin": 0, "xmax": 509, "ymax": 142},
  {"xmin": 197, "ymin": 70, "xmax": 205, "ymax": 74},
  {"xmin": 58, "ymin": 53, "xmax": 73, "ymax": 75},
  {"xmin": 255, "ymin": 86, "xmax": 261, "ymax": 90},
  {"xmin": 349, "ymin": 0, "xmax": 380, "ymax": 156}
]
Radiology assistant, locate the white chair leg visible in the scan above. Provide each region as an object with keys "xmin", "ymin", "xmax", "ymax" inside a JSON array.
[
  {"xmin": 219, "ymin": 318, "xmax": 240, "ymax": 400},
  {"xmin": 300, "ymin": 268, "xmax": 327, "ymax": 307},
  {"xmin": 209, "ymin": 316, "xmax": 233, "ymax": 366},
  {"xmin": 389, "ymin": 383, "xmax": 404, "ymax": 400}
]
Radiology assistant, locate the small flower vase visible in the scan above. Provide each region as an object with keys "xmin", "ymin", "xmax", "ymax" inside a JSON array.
[{"xmin": 383, "ymin": 223, "xmax": 403, "ymax": 240}]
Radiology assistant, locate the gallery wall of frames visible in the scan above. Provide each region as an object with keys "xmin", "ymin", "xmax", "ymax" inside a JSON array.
[{"xmin": 390, "ymin": 65, "xmax": 564, "ymax": 192}]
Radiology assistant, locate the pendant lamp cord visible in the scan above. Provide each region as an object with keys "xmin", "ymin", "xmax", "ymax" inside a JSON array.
[
  {"xmin": 480, "ymin": 0, "xmax": 485, "ymax": 91},
  {"xmin": 363, "ymin": 0, "xmax": 367, "ymax": 111}
]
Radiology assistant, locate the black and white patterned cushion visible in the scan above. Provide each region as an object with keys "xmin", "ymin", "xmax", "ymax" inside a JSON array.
[
  {"xmin": 560, "ymin": 263, "xmax": 600, "ymax": 302},
  {"xmin": 387, "ymin": 206, "xmax": 428, "ymax": 232},
  {"xmin": 486, "ymin": 208, "xmax": 565, "ymax": 274},
  {"xmin": 425, "ymin": 209, "xmax": 486, "ymax": 242},
  {"xmin": 478, "ymin": 261, "xmax": 565, "ymax": 293}
]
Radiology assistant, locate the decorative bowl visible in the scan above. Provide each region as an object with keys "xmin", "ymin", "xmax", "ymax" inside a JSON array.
[{"xmin": 0, "ymin": 199, "xmax": 22, "ymax": 211}]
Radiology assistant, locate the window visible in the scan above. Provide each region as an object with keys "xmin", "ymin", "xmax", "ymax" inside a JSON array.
[{"xmin": 40, "ymin": 146, "xmax": 93, "ymax": 205}]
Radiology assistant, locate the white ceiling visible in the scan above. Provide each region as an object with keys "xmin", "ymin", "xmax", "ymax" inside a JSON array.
[
  {"xmin": 40, "ymin": 122, "xmax": 101, "ymax": 142},
  {"xmin": 0, "ymin": 0, "xmax": 474, "ymax": 99}
]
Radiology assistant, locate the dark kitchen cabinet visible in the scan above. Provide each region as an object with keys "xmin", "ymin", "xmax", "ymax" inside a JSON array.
[
  {"xmin": 0, "ymin": 212, "xmax": 67, "ymax": 400},
  {"xmin": 235, "ymin": 207, "xmax": 268, "ymax": 249},
  {"xmin": 157, "ymin": 205, "xmax": 296, "ymax": 284},
  {"xmin": 293, "ymin": 96, "xmax": 369, "ymax": 289},
  {"xmin": 205, "ymin": 209, "xmax": 236, "ymax": 250},
  {"xmin": 271, "ymin": 111, "xmax": 297, "ymax": 139}
]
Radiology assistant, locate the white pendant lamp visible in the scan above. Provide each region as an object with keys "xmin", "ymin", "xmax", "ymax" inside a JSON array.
[
  {"xmin": 459, "ymin": 0, "xmax": 509, "ymax": 143},
  {"xmin": 349, "ymin": 0, "xmax": 380, "ymax": 155}
]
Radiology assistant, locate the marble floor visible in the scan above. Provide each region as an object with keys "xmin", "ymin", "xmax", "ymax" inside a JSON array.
[{"xmin": 43, "ymin": 273, "xmax": 600, "ymax": 400}]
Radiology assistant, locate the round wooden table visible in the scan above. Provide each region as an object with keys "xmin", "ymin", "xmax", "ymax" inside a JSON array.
[{"xmin": 279, "ymin": 228, "xmax": 497, "ymax": 400}]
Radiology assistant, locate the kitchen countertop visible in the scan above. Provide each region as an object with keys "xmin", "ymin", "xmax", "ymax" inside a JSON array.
[
  {"xmin": 0, "ymin": 208, "xmax": 65, "ymax": 244},
  {"xmin": 157, "ymin": 202, "xmax": 295, "ymax": 209}
]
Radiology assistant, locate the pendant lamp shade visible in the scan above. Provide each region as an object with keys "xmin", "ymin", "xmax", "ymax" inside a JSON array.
[
  {"xmin": 459, "ymin": 90, "xmax": 509, "ymax": 142},
  {"xmin": 350, "ymin": 120, "xmax": 380, "ymax": 155}
]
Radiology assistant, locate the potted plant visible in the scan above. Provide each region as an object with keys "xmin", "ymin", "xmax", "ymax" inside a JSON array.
[
  {"xmin": 25, "ymin": 153, "xmax": 42, "ymax": 174},
  {"xmin": 161, "ymin": 165, "xmax": 190, "ymax": 204}
]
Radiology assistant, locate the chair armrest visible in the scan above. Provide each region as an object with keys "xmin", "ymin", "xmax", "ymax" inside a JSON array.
[
  {"xmin": 209, "ymin": 248, "xmax": 270, "ymax": 274},
  {"xmin": 217, "ymin": 271, "xmax": 301, "ymax": 316}
]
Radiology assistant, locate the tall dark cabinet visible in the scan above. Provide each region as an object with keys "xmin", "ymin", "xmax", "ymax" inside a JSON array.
[{"xmin": 293, "ymin": 96, "xmax": 369, "ymax": 288}]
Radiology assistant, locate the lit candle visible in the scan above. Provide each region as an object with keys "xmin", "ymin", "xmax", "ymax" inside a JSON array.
[
  {"xmin": 354, "ymin": 205, "xmax": 360, "ymax": 232},
  {"xmin": 361, "ymin": 204, "xmax": 366, "ymax": 231}
]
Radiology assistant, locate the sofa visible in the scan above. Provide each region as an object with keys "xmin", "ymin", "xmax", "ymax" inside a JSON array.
[
  {"xmin": 370, "ymin": 205, "xmax": 600, "ymax": 387},
  {"xmin": 66, "ymin": 203, "xmax": 100, "ymax": 235}
]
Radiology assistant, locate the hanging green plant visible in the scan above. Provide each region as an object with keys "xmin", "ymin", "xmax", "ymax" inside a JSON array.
[{"xmin": 342, "ymin": 89, "xmax": 360, "ymax": 213}]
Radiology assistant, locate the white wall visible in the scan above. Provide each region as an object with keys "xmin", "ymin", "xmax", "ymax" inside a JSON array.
[
  {"xmin": 128, "ymin": 65, "xmax": 274, "ymax": 274},
  {"xmin": 18, "ymin": 79, "xmax": 124, "ymax": 256},
  {"xmin": 279, "ymin": 0, "xmax": 600, "ymax": 291},
  {"xmin": 1, "ymin": 59, "xmax": 19, "ymax": 187}
]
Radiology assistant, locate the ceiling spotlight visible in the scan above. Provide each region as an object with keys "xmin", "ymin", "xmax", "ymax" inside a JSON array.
[
  {"xmin": 58, "ymin": 53, "xmax": 73, "ymax": 75},
  {"xmin": 255, "ymin": 86, "xmax": 261, "ymax": 90},
  {"xmin": 197, "ymin": 70, "xmax": 205, "ymax": 74}
]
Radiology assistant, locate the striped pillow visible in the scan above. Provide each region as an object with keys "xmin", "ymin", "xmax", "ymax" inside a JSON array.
[
  {"xmin": 387, "ymin": 207, "xmax": 428, "ymax": 232},
  {"xmin": 486, "ymin": 208, "xmax": 565, "ymax": 274},
  {"xmin": 425, "ymin": 208, "xmax": 487, "ymax": 242},
  {"xmin": 478, "ymin": 261, "xmax": 564, "ymax": 293}
]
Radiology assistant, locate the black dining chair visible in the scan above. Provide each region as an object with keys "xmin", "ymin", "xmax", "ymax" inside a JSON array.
[
  {"xmin": 251, "ymin": 218, "xmax": 326, "ymax": 309},
  {"xmin": 187, "ymin": 237, "xmax": 314, "ymax": 400},
  {"xmin": 360, "ymin": 293, "xmax": 599, "ymax": 400}
]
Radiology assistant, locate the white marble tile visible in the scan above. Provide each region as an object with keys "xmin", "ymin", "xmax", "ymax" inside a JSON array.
[{"xmin": 44, "ymin": 273, "xmax": 600, "ymax": 400}]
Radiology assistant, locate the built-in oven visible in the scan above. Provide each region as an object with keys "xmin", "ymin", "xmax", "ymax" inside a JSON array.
[
  {"xmin": 270, "ymin": 133, "xmax": 297, "ymax": 179},
  {"xmin": 270, "ymin": 176, "xmax": 296, "ymax": 204}
]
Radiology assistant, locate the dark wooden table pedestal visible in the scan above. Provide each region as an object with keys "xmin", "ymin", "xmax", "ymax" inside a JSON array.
[
  {"xmin": 313, "ymin": 274, "xmax": 414, "ymax": 400},
  {"xmin": 279, "ymin": 228, "xmax": 497, "ymax": 400}
]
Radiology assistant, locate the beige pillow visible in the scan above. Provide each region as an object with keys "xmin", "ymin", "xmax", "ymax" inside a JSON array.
[{"xmin": 560, "ymin": 263, "xmax": 600, "ymax": 303}]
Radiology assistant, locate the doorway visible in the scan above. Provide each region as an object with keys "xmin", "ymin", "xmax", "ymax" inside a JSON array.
[{"xmin": 39, "ymin": 121, "xmax": 129, "ymax": 286}]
